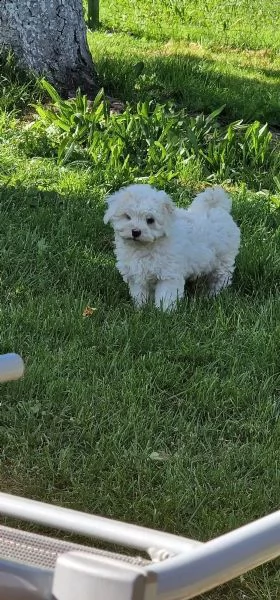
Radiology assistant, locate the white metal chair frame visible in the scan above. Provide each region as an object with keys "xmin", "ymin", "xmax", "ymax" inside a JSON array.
[{"xmin": 0, "ymin": 353, "xmax": 279, "ymax": 600}]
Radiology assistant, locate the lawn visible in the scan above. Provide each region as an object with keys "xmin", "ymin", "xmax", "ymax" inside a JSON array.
[
  {"xmin": 88, "ymin": 0, "xmax": 280, "ymax": 125},
  {"xmin": 1, "ymin": 1, "xmax": 280, "ymax": 598}
]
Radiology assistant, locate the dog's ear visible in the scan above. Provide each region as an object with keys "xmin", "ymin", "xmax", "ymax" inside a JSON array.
[
  {"xmin": 103, "ymin": 190, "xmax": 121, "ymax": 224},
  {"xmin": 157, "ymin": 191, "xmax": 175, "ymax": 215}
]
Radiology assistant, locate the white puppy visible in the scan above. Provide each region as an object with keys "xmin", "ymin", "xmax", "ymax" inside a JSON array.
[{"xmin": 104, "ymin": 184, "xmax": 240, "ymax": 311}]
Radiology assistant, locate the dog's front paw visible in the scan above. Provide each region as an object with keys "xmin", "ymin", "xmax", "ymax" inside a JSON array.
[
  {"xmin": 133, "ymin": 295, "xmax": 148, "ymax": 308},
  {"xmin": 154, "ymin": 278, "xmax": 185, "ymax": 312},
  {"xmin": 155, "ymin": 298, "xmax": 177, "ymax": 312},
  {"xmin": 129, "ymin": 281, "xmax": 149, "ymax": 308}
]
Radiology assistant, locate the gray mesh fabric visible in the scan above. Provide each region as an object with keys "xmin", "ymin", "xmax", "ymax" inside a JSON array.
[{"xmin": 0, "ymin": 525, "xmax": 149, "ymax": 570}]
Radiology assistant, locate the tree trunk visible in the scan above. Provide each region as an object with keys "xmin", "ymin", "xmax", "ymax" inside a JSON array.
[{"xmin": 0, "ymin": 0, "xmax": 98, "ymax": 97}]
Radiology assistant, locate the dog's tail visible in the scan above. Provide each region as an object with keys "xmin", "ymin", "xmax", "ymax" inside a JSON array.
[{"xmin": 189, "ymin": 186, "xmax": 232, "ymax": 213}]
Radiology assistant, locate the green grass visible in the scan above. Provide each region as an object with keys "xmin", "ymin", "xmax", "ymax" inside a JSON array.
[
  {"xmin": 0, "ymin": 51, "xmax": 40, "ymax": 113},
  {"xmin": 88, "ymin": 0, "xmax": 280, "ymax": 125},
  {"xmin": 1, "ymin": 124, "xmax": 280, "ymax": 598},
  {"xmin": 1, "ymin": 2, "xmax": 280, "ymax": 597},
  {"xmin": 97, "ymin": 0, "xmax": 280, "ymax": 50}
]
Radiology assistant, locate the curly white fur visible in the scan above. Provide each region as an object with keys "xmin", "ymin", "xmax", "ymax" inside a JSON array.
[{"xmin": 104, "ymin": 184, "xmax": 240, "ymax": 311}]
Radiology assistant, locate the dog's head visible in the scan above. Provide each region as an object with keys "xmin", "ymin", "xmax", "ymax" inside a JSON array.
[{"xmin": 103, "ymin": 184, "xmax": 175, "ymax": 243}]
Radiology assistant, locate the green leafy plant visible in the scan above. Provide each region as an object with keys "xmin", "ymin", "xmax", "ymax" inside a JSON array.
[{"xmin": 32, "ymin": 81, "xmax": 280, "ymax": 190}]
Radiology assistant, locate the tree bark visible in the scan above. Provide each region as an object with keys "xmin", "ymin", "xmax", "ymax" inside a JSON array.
[{"xmin": 0, "ymin": 0, "xmax": 98, "ymax": 97}]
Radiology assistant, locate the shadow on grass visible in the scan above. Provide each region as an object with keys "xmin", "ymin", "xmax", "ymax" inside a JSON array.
[
  {"xmin": 0, "ymin": 50, "xmax": 40, "ymax": 113},
  {"xmin": 0, "ymin": 183, "xmax": 279, "ymax": 306},
  {"xmin": 0, "ymin": 182, "xmax": 129, "ymax": 305},
  {"xmin": 94, "ymin": 50, "xmax": 280, "ymax": 126},
  {"xmin": 0, "ymin": 183, "xmax": 279, "ymax": 600}
]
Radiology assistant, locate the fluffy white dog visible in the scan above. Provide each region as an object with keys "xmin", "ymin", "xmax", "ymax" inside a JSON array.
[{"xmin": 104, "ymin": 184, "xmax": 240, "ymax": 311}]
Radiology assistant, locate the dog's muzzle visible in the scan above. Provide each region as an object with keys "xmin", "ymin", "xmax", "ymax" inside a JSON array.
[{"xmin": 132, "ymin": 229, "xmax": 141, "ymax": 239}]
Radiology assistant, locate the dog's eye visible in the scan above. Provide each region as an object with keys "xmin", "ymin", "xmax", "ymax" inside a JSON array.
[
  {"xmin": 146, "ymin": 217, "xmax": 155, "ymax": 225},
  {"xmin": 124, "ymin": 214, "xmax": 131, "ymax": 220}
]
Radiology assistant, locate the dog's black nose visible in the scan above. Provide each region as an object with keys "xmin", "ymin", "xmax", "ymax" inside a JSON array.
[{"xmin": 132, "ymin": 229, "xmax": 141, "ymax": 238}]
